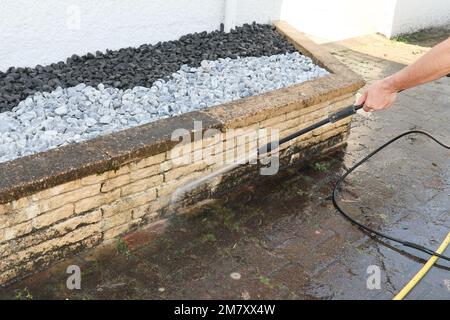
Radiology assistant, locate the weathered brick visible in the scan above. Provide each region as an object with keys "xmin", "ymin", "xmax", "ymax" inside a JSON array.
[
  {"xmin": 80, "ymin": 171, "xmax": 110, "ymax": 186},
  {"xmin": 320, "ymin": 126, "xmax": 348, "ymax": 141},
  {"xmin": 20, "ymin": 202, "xmax": 41, "ymax": 221},
  {"xmin": 129, "ymin": 164, "xmax": 160, "ymax": 181},
  {"xmin": 0, "ymin": 210, "xmax": 29, "ymax": 230},
  {"xmin": 0, "ymin": 233, "xmax": 101, "ymax": 284},
  {"xmin": 189, "ymin": 131, "xmax": 224, "ymax": 152},
  {"xmin": 282, "ymin": 121, "xmax": 316, "ymax": 139},
  {"xmin": 75, "ymin": 189, "xmax": 121, "ymax": 214},
  {"xmin": 0, "ymin": 203, "xmax": 12, "ymax": 215},
  {"xmin": 260, "ymin": 113, "xmax": 287, "ymax": 128},
  {"xmin": 147, "ymin": 195, "xmax": 171, "ymax": 213},
  {"xmin": 2, "ymin": 221, "xmax": 33, "ymax": 242},
  {"xmin": 40, "ymin": 184, "xmax": 100, "ymax": 213},
  {"xmin": 0, "ymin": 223, "xmax": 100, "ymax": 273},
  {"xmin": 100, "ymin": 174, "xmax": 131, "ymax": 193},
  {"xmin": 0, "ymin": 210, "xmax": 100, "ymax": 259},
  {"xmin": 32, "ymin": 204, "xmax": 75, "ymax": 229},
  {"xmin": 102, "ymin": 199, "xmax": 132, "ymax": 219},
  {"xmin": 332, "ymin": 116, "xmax": 353, "ymax": 128},
  {"xmin": 9, "ymin": 198, "xmax": 66, "ymax": 228},
  {"xmin": 103, "ymin": 223, "xmax": 132, "ymax": 241},
  {"xmin": 159, "ymin": 160, "xmax": 173, "ymax": 173},
  {"xmin": 170, "ymin": 133, "xmax": 226, "ymax": 166},
  {"xmin": 158, "ymin": 169, "xmax": 208, "ymax": 198},
  {"xmin": 32, "ymin": 180, "xmax": 81, "ymax": 201},
  {"xmin": 102, "ymin": 188, "xmax": 156, "ymax": 218},
  {"xmin": 132, "ymin": 204, "xmax": 150, "ymax": 219},
  {"xmin": 128, "ymin": 189, "xmax": 158, "ymax": 208},
  {"xmin": 0, "ymin": 66, "xmax": 359, "ymax": 284},
  {"xmin": 10, "ymin": 196, "xmax": 33, "ymax": 211},
  {"xmin": 135, "ymin": 152, "xmax": 166, "ymax": 169},
  {"xmin": 164, "ymin": 161, "xmax": 209, "ymax": 182},
  {"xmin": 103, "ymin": 211, "xmax": 131, "ymax": 231},
  {"xmin": 286, "ymin": 93, "xmax": 354, "ymax": 120},
  {"xmin": 203, "ymin": 131, "xmax": 259, "ymax": 166},
  {"xmin": 0, "ymin": 260, "xmax": 34, "ymax": 285},
  {"xmin": 287, "ymin": 102, "xmax": 328, "ymax": 120},
  {"xmin": 112, "ymin": 164, "xmax": 131, "ymax": 177},
  {"xmin": 121, "ymin": 175, "xmax": 163, "ymax": 197},
  {"xmin": 290, "ymin": 137, "xmax": 316, "ymax": 151},
  {"xmin": 141, "ymin": 211, "xmax": 159, "ymax": 223},
  {"xmin": 53, "ymin": 210, "xmax": 102, "ymax": 235}
]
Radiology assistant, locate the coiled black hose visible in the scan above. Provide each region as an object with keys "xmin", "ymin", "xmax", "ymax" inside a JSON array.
[
  {"xmin": 258, "ymin": 102, "xmax": 450, "ymax": 262},
  {"xmin": 332, "ymin": 130, "xmax": 450, "ymax": 262}
]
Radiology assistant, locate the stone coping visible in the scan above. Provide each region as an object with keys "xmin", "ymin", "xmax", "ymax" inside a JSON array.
[{"xmin": 0, "ymin": 21, "xmax": 364, "ymax": 204}]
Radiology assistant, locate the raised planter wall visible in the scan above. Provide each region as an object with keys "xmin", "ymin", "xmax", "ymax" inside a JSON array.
[{"xmin": 0, "ymin": 22, "xmax": 364, "ymax": 284}]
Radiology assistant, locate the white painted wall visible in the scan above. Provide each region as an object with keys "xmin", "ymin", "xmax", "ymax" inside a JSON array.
[
  {"xmin": 1, "ymin": 0, "xmax": 448, "ymax": 71},
  {"xmin": 280, "ymin": 0, "xmax": 382, "ymax": 41},
  {"xmin": 0, "ymin": 0, "xmax": 282, "ymax": 71},
  {"xmin": 280, "ymin": 0, "xmax": 450, "ymax": 41},
  {"xmin": 390, "ymin": 0, "xmax": 450, "ymax": 36}
]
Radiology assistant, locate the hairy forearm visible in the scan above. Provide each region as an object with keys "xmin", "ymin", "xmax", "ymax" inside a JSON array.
[{"xmin": 385, "ymin": 37, "xmax": 450, "ymax": 91}]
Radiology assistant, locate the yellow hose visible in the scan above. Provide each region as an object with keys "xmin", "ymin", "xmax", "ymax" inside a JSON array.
[{"xmin": 393, "ymin": 232, "xmax": 450, "ymax": 300}]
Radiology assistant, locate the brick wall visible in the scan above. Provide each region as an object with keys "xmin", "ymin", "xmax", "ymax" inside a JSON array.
[{"xmin": 0, "ymin": 93, "xmax": 354, "ymax": 284}]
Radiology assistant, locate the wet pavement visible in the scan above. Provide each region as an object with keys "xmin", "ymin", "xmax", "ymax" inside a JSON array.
[{"xmin": 1, "ymin": 35, "xmax": 450, "ymax": 300}]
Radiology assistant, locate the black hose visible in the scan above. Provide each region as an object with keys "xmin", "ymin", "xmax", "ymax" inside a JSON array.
[
  {"xmin": 257, "ymin": 101, "xmax": 449, "ymax": 262},
  {"xmin": 332, "ymin": 130, "xmax": 450, "ymax": 262}
]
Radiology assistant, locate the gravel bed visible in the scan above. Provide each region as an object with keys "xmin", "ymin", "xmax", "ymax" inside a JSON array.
[
  {"xmin": 0, "ymin": 24, "xmax": 295, "ymax": 113},
  {"xmin": 0, "ymin": 52, "xmax": 328, "ymax": 163}
]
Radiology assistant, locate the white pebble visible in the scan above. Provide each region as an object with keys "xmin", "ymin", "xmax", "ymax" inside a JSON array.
[
  {"xmin": 230, "ymin": 272, "xmax": 241, "ymax": 280},
  {"xmin": 54, "ymin": 106, "xmax": 68, "ymax": 115}
]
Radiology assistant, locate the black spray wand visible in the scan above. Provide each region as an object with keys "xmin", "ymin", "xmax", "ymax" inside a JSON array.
[{"xmin": 258, "ymin": 103, "xmax": 364, "ymax": 155}]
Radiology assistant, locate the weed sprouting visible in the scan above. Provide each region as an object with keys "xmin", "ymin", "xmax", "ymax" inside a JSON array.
[{"xmin": 116, "ymin": 238, "xmax": 131, "ymax": 258}]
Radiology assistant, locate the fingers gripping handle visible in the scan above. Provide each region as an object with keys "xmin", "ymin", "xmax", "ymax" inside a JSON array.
[
  {"xmin": 328, "ymin": 92, "xmax": 400, "ymax": 122},
  {"xmin": 355, "ymin": 89, "xmax": 405, "ymax": 112},
  {"xmin": 353, "ymin": 103, "xmax": 366, "ymax": 112}
]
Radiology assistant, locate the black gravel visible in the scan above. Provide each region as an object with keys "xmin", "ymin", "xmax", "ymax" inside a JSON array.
[{"xmin": 0, "ymin": 23, "xmax": 296, "ymax": 113}]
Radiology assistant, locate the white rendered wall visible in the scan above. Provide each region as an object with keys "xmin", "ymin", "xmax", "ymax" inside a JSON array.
[
  {"xmin": 0, "ymin": 0, "xmax": 282, "ymax": 71},
  {"xmin": 2, "ymin": 0, "xmax": 449, "ymax": 71},
  {"xmin": 280, "ymin": 0, "xmax": 450, "ymax": 41},
  {"xmin": 280, "ymin": 0, "xmax": 383, "ymax": 42},
  {"xmin": 390, "ymin": 0, "xmax": 450, "ymax": 36}
]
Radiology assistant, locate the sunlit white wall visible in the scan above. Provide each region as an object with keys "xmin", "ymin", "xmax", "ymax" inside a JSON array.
[
  {"xmin": 280, "ymin": 0, "xmax": 450, "ymax": 41},
  {"xmin": 280, "ymin": 0, "xmax": 387, "ymax": 41},
  {"xmin": 391, "ymin": 0, "xmax": 450, "ymax": 36},
  {"xmin": 1, "ymin": 0, "xmax": 449, "ymax": 71},
  {"xmin": 0, "ymin": 0, "xmax": 282, "ymax": 71}
]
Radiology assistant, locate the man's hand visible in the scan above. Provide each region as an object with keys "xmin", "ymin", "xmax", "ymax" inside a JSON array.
[
  {"xmin": 357, "ymin": 37, "xmax": 450, "ymax": 112},
  {"xmin": 356, "ymin": 77, "xmax": 398, "ymax": 112}
]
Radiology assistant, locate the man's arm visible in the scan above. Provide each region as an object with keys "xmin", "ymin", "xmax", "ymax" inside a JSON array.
[{"xmin": 357, "ymin": 37, "xmax": 450, "ymax": 112}]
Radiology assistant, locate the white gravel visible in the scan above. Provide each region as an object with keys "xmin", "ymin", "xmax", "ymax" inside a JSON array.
[{"xmin": 0, "ymin": 52, "xmax": 329, "ymax": 163}]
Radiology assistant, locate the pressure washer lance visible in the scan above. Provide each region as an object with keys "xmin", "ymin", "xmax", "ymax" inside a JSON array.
[
  {"xmin": 258, "ymin": 103, "xmax": 363, "ymax": 155},
  {"xmin": 172, "ymin": 104, "xmax": 362, "ymax": 204}
]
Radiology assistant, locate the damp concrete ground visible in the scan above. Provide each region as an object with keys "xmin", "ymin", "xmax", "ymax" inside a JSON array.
[{"xmin": 1, "ymin": 31, "xmax": 449, "ymax": 300}]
